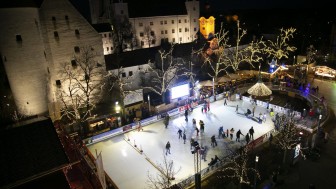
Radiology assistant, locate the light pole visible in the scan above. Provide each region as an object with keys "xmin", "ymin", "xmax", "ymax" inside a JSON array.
[
  {"xmin": 254, "ymin": 156, "xmax": 259, "ymax": 189},
  {"xmin": 148, "ymin": 95, "xmax": 151, "ymax": 115},
  {"xmin": 318, "ymin": 114, "xmax": 322, "ymax": 133}
]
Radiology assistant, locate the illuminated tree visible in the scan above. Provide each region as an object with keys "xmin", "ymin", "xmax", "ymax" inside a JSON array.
[
  {"xmin": 218, "ymin": 146, "xmax": 260, "ymax": 189},
  {"xmin": 57, "ymin": 46, "xmax": 106, "ymax": 135},
  {"xmin": 273, "ymin": 114, "xmax": 299, "ymax": 164},
  {"xmin": 140, "ymin": 44, "xmax": 186, "ymax": 103},
  {"xmin": 146, "ymin": 153, "xmax": 181, "ymax": 189},
  {"xmin": 306, "ymin": 45, "xmax": 316, "ymax": 64},
  {"xmin": 264, "ymin": 27, "xmax": 297, "ymax": 65}
]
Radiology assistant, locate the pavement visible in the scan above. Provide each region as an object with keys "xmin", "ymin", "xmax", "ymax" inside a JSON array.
[{"xmin": 86, "ymin": 93, "xmax": 317, "ymax": 189}]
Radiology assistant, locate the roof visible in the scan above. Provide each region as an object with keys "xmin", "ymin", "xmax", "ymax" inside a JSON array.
[
  {"xmin": 92, "ymin": 23, "xmax": 112, "ymax": 33},
  {"xmin": 0, "ymin": 117, "xmax": 69, "ymax": 188},
  {"xmin": 0, "ymin": 0, "xmax": 43, "ymax": 8},
  {"xmin": 126, "ymin": 0, "xmax": 187, "ymax": 18},
  {"xmin": 105, "ymin": 46, "xmax": 160, "ymax": 70}
]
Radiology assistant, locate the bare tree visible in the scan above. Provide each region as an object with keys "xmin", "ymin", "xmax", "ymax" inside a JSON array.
[
  {"xmin": 273, "ymin": 114, "xmax": 299, "ymax": 164},
  {"xmin": 218, "ymin": 146, "xmax": 260, "ymax": 189},
  {"xmin": 57, "ymin": 46, "xmax": 106, "ymax": 134},
  {"xmin": 140, "ymin": 44, "xmax": 186, "ymax": 103},
  {"xmin": 111, "ymin": 15, "xmax": 134, "ymax": 53},
  {"xmin": 146, "ymin": 153, "xmax": 181, "ymax": 189},
  {"xmin": 108, "ymin": 66, "xmax": 135, "ymax": 115},
  {"xmin": 264, "ymin": 28, "xmax": 297, "ymax": 65},
  {"xmin": 142, "ymin": 25, "xmax": 156, "ymax": 48}
]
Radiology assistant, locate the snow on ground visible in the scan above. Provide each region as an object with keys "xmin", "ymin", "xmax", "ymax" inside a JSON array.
[{"xmin": 87, "ymin": 98, "xmax": 275, "ymax": 189}]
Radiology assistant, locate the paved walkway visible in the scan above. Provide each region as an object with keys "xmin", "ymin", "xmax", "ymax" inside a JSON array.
[{"xmin": 87, "ymin": 96, "xmax": 303, "ymax": 189}]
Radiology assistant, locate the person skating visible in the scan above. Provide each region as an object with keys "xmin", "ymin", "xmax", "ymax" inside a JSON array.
[
  {"xmin": 211, "ymin": 135, "xmax": 217, "ymax": 147},
  {"xmin": 235, "ymin": 104, "xmax": 238, "ymax": 113},
  {"xmin": 184, "ymin": 108, "xmax": 188, "ymax": 121},
  {"xmin": 224, "ymin": 98, "xmax": 227, "ymax": 106},
  {"xmin": 183, "ymin": 132, "xmax": 186, "ymax": 144},
  {"xmin": 230, "ymin": 128, "xmax": 235, "ymax": 140},
  {"xmin": 245, "ymin": 133, "xmax": 250, "ymax": 144},
  {"xmin": 165, "ymin": 141, "xmax": 171, "ymax": 155},
  {"xmin": 195, "ymin": 127, "xmax": 199, "ymax": 136},
  {"xmin": 178, "ymin": 129, "xmax": 183, "ymax": 139},
  {"xmin": 199, "ymin": 120, "xmax": 205, "ymax": 133},
  {"xmin": 249, "ymin": 126, "xmax": 254, "ymax": 140},
  {"xmin": 236, "ymin": 129, "xmax": 244, "ymax": 142},
  {"xmin": 218, "ymin": 126, "xmax": 223, "ymax": 138},
  {"xmin": 164, "ymin": 114, "xmax": 170, "ymax": 128}
]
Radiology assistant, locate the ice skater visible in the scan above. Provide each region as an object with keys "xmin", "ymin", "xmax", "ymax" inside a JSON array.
[
  {"xmin": 178, "ymin": 129, "xmax": 183, "ymax": 139},
  {"xmin": 165, "ymin": 141, "xmax": 171, "ymax": 155},
  {"xmin": 236, "ymin": 129, "xmax": 244, "ymax": 142}
]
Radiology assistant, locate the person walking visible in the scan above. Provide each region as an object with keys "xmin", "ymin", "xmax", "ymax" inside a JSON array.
[
  {"xmin": 178, "ymin": 129, "xmax": 183, "ymax": 139},
  {"xmin": 200, "ymin": 147, "xmax": 207, "ymax": 161},
  {"xmin": 224, "ymin": 98, "xmax": 227, "ymax": 106},
  {"xmin": 245, "ymin": 133, "xmax": 250, "ymax": 144},
  {"xmin": 218, "ymin": 126, "xmax": 224, "ymax": 138},
  {"xmin": 211, "ymin": 135, "xmax": 217, "ymax": 147},
  {"xmin": 252, "ymin": 106, "xmax": 256, "ymax": 117},
  {"xmin": 236, "ymin": 129, "xmax": 244, "ymax": 142},
  {"xmin": 235, "ymin": 104, "xmax": 238, "ymax": 113},
  {"xmin": 249, "ymin": 126, "xmax": 254, "ymax": 140},
  {"xmin": 183, "ymin": 132, "xmax": 187, "ymax": 144},
  {"xmin": 165, "ymin": 141, "xmax": 171, "ymax": 155},
  {"xmin": 230, "ymin": 128, "xmax": 235, "ymax": 140},
  {"xmin": 190, "ymin": 138, "xmax": 195, "ymax": 150}
]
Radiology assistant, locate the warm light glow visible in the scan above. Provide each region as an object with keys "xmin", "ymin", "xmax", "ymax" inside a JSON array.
[
  {"xmin": 199, "ymin": 16, "xmax": 215, "ymax": 39},
  {"xmin": 255, "ymin": 156, "xmax": 259, "ymax": 162}
]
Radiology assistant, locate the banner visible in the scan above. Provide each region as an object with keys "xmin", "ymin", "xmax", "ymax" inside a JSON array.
[{"xmin": 95, "ymin": 152, "xmax": 107, "ymax": 189}]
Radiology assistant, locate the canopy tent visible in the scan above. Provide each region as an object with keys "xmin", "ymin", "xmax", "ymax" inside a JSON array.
[
  {"xmin": 227, "ymin": 73, "xmax": 241, "ymax": 80},
  {"xmin": 199, "ymin": 80, "xmax": 217, "ymax": 87},
  {"xmin": 217, "ymin": 76, "xmax": 231, "ymax": 83},
  {"xmin": 247, "ymin": 81, "xmax": 272, "ymax": 97}
]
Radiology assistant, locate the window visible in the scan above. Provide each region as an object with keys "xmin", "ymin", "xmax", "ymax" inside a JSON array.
[
  {"xmin": 179, "ymin": 37, "xmax": 182, "ymax": 42},
  {"xmin": 121, "ymin": 10, "xmax": 124, "ymax": 14},
  {"xmin": 160, "ymin": 21, "xmax": 163, "ymax": 25},
  {"xmin": 121, "ymin": 72, "xmax": 126, "ymax": 77},
  {"xmin": 179, "ymin": 28, "xmax": 182, "ymax": 32},
  {"xmin": 164, "ymin": 20, "xmax": 167, "ymax": 24},
  {"xmin": 161, "ymin": 31, "xmax": 164, "ymax": 34},
  {"xmin": 150, "ymin": 22, "xmax": 153, "ymax": 26},
  {"xmin": 65, "ymin": 15, "xmax": 69, "ymax": 20},
  {"xmin": 139, "ymin": 22, "xmax": 143, "ymax": 27},
  {"xmin": 185, "ymin": 19, "xmax": 187, "ymax": 23},
  {"xmin": 179, "ymin": 19, "xmax": 181, "ymax": 23},
  {"xmin": 54, "ymin": 31, "xmax": 59, "ymax": 38},
  {"xmin": 151, "ymin": 39, "xmax": 155, "ymax": 44},
  {"xmin": 75, "ymin": 29, "xmax": 80, "ymax": 35},
  {"xmin": 56, "ymin": 80, "xmax": 61, "ymax": 86},
  {"xmin": 165, "ymin": 30, "xmax": 167, "ymax": 34},
  {"xmin": 172, "ymin": 29, "xmax": 175, "ymax": 33},
  {"xmin": 172, "ymin": 20, "xmax": 174, "ymax": 24},
  {"xmin": 74, "ymin": 46, "xmax": 80, "ymax": 53},
  {"xmin": 185, "ymin": 28, "xmax": 188, "ymax": 32},
  {"xmin": 141, "ymin": 41, "xmax": 144, "ymax": 46},
  {"xmin": 172, "ymin": 38, "xmax": 175, "ymax": 42},
  {"xmin": 150, "ymin": 31, "xmax": 154, "ymax": 36},
  {"xmin": 104, "ymin": 34, "xmax": 107, "ymax": 37},
  {"xmin": 129, "ymin": 71, "xmax": 133, "ymax": 76},
  {"xmin": 140, "ymin": 32, "xmax": 144, "ymax": 37},
  {"xmin": 107, "ymin": 47, "xmax": 109, "ymax": 51},
  {"xmin": 16, "ymin": 34, "xmax": 22, "ymax": 42},
  {"xmin": 71, "ymin": 60, "xmax": 77, "ymax": 67}
]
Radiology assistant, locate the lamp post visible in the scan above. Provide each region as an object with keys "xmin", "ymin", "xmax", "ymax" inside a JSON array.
[
  {"xmin": 148, "ymin": 95, "xmax": 151, "ymax": 115},
  {"xmin": 318, "ymin": 114, "xmax": 322, "ymax": 133},
  {"xmin": 254, "ymin": 156, "xmax": 259, "ymax": 189}
]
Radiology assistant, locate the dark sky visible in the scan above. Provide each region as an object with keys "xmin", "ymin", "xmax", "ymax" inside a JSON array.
[{"xmin": 200, "ymin": 0, "xmax": 333, "ymax": 11}]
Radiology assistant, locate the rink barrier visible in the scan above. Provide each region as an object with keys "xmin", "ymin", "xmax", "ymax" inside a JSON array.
[{"xmin": 85, "ymin": 82, "xmax": 328, "ymax": 145}]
